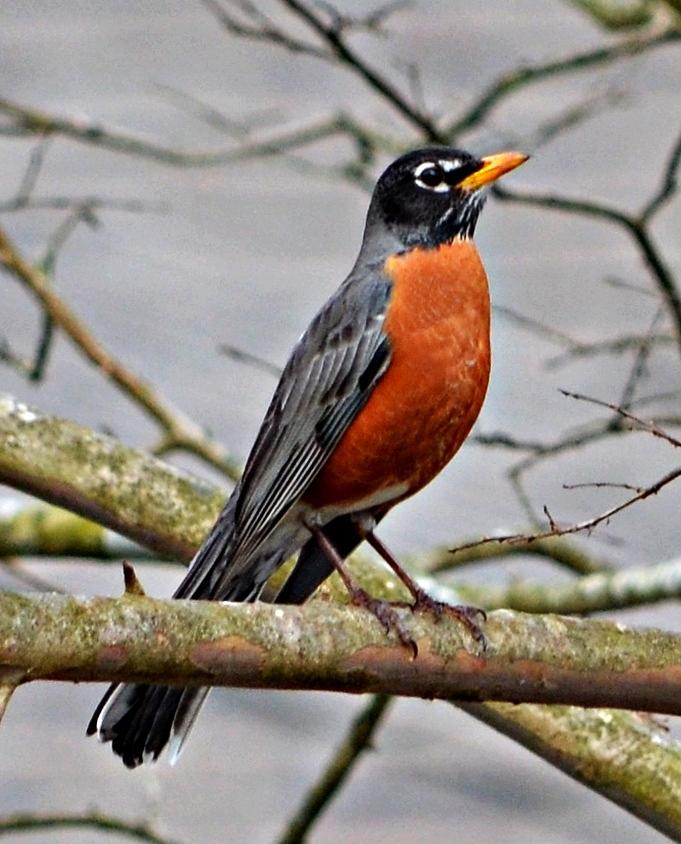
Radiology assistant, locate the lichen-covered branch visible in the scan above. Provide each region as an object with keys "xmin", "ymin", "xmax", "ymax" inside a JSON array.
[
  {"xmin": 3, "ymin": 396, "xmax": 681, "ymax": 832},
  {"xmin": 0, "ymin": 394, "xmax": 224, "ymax": 560},
  {"xmin": 454, "ymin": 556, "xmax": 681, "ymax": 613},
  {"xmin": 0, "ymin": 501, "xmax": 153, "ymax": 560},
  {"xmin": 3, "ymin": 591, "xmax": 681, "ymax": 714},
  {"xmin": 460, "ymin": 702, "xmax": 681, "ymax": 841}
]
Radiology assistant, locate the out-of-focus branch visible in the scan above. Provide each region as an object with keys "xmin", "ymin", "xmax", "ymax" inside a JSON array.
[
  {"xmin": 5, "ymin": 591, "xmax": 681, "ymax": 714},
  {"xmin": 445, "ymin": 28, "xmax": 680, "ymax": 137},
  {"xmin": 455, "ymin": 556, "xmax": 681, "ymax": 613},
  {"xmin": 204, "ymin": 0, "xmax": 444, "ymax": 141},
  {"xmin": 0, "ymin": 812, "xmax": 180, "ymax": 844},
  {"xmin": 0, "ymin": 225, "xmax": 240, "ymax": 478},
  {"xmin": 0, "ymin": 97, "xmax": 383, "ymax": 168},
  {"xmin": 277, "ymin": 694, "xmax": 392, "ymax": 844},
  {"xmin": 0, "ymin": 501, "xmax": 152, "ymax": 560},
  {"xmin": 494, "ymin": 126, "xmax": 681, "ymax": 356},
  {"xmin": 567, "ymin": 0, "xmax": 659, "ymax": 30},
  {"xmin": 419, "ymin": 535, "xmax": 615, "ymax": 575},
  {"xmin": 460, "ymin": 702, "xmax": 681, "ymax": 841},
  {"xmin": 0, "ymin": 395, "xmax": 223, "ymax": 560},
  {"xmin": 0, "ymin": 679, "xmax": 21, "ymax": 727}
]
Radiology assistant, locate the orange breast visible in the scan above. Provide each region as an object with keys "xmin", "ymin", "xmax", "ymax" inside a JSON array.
[{"xmin": 305, "ymin": 239, "xmax": 491, "ymax": 511}]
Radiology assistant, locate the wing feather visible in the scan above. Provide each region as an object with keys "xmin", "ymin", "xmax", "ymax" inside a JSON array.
[{"xmin": 229, "ymin": 273, "xmax": 392, "ymax": 562}]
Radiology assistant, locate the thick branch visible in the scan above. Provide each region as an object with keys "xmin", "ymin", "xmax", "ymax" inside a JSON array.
[
  {"xmin": 0, "ymin": 395, "xmax": 223, "ymax": 560},
  {"xmin": 3, "ymin": 592, "xmax": 681, "ymax": 714},
  {"xmin": 461, "ymin": 702, "xmax": 681, "ymax": 841},
  {"xmin": 3, "ymin": 398, "xmax": 681, "ymax": 832},
  {"xmin": 456, "ymin": 556, "xmax": 681, "ymax": 614},
  {"xmin": 0, "ymin": 502, "xmax": 153, "ymax": 560}
]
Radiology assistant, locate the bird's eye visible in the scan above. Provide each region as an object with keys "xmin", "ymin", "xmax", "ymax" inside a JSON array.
[{"xmin": 417, "ymin": 166, "xmax": 443, "ymax": 187}]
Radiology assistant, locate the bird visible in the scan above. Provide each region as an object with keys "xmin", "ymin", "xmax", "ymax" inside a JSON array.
[{"xmin": 88, "ymin": 145, "xmax": 528, "ymax": 768}]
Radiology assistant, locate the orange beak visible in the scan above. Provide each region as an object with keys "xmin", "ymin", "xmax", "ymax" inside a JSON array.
[{"xmin": 457, "ymin": 151, "xmax": 529, "ymax": 191}]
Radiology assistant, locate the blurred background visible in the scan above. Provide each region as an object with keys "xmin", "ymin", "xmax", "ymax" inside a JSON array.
[{"xmin": 1, "ymin": 1, "xmax": 680, "ymax": 841}]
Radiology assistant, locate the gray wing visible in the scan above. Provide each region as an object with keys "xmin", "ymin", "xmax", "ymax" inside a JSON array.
[
  {"xmin": 232, "ymin": 270, "xmax": 392, "ymax": 561},
  {"xmin": 177, "ymin": 268, "xmax": 393, "ymax": 600}
]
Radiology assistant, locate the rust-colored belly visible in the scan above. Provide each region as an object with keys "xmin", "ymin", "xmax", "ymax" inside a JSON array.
[{"xmin": 305, "ymin": 239, "xmax": 491, "ymax": 511}]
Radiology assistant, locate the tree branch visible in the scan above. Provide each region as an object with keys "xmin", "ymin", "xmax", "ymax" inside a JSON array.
[
  {"xmin": 455, "ymin": 555, "xmax": 681, "ymax": 613},
  {"xmin": 445, "ymin": 28, "xmax": 681, "ymax": 137},
  {"xmin": 0, "ymin": 812, "xmax": 180, "ymax": 844},
  {"xmin": 461, "ymin": 702, "xmax": 681, "ymax": 841},
  {"xmin": 3, "ymin": 591, "xmax": 681, "ymax": 714},
  {"xmin": 0, "ymin": 394, "xmax": 224, "ymax": 560},
  {"xmin": 0, "ymin": 225, "xmax": 241, "ymax": 478},
  {"xmin": 0, "ymin": 501, "xmax": 153, "ymax": 560},
  {"xmin": 277, "ymin": 694, "xmax": 392, "ymax": 844},
  {"xmin": 419, "ymin": 534, "xmax": 615, "ymax": 576}
]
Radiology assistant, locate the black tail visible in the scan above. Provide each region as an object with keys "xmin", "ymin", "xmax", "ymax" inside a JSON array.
[{"xmin": 87, "ymin": 514, "xmax": 366, "ymax": 767}]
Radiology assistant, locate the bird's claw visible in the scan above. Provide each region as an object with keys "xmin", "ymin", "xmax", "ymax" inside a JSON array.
[
  {"xmin": 411, "ymin": 590, "xmax": 487, "ymax": 650},
  {"xmin": 350, "ymin": 588, "xmax": 418, "ymax": 657}
]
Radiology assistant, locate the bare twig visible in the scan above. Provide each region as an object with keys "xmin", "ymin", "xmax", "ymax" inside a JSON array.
[
  {"xmin": 641, "ymin": 125, "xmax": 681, "ymax": 221},
  {"xmin": 445, "ymin": 28, "xmax": 680, "ymax": 137},
  {"xmin": 203, "ymin": 0, "xmax": 443, "ymax": 141},
  {"xmin": 420, "ymin": 534, "xmax": 615, "ymax": 576},
  {"xmin": 0, "ymin": 812, "xmax": 180, "ymax": 844},
  {"xmin": 560, "ymin": 389, "xmax": 681, "ymax": 447},
  {"xmin": 0, "ymin": 97, "xmax": 386, "ymax": 168},
  {"xmin": 218, "ymin": 343, "xmax": 282, "ymax": 378},
  {"xmin": 277, "ymin": 694, "xmax": 392, "ymax": 844},
  {"xmin": 545, "ymin": 333, "xmax": 674, "ymax": 368},
  {"xmin": 451, "ymin": 464, "xmax": 681, "ymax": 554},
  {"xmin": 494, "ymin": 126, "xmax": 681, "ymax": 356},
  {"xmin": 0, "ymin": 226, "xmax": 240, "ymax": 478}
]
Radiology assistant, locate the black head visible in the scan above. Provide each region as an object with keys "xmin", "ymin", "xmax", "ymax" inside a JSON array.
[{"xmin": 366, "ymin": 146, "xmax": 528, "ymax": 249}]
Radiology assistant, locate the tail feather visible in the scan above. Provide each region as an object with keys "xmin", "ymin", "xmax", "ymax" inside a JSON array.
[{"xmin": 89, "ymin": 512, "xmax": 367, "ymax": 767}]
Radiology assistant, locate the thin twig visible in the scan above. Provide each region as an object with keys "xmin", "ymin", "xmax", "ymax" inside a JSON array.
[
  {"xmin": 445, "ymin": 28, "xmax": 680, "ymax": 137},
  {"xmin": 0, "ymin": 226, "xmax": 241, "ymax": 479},
  {"xmin": 0, "ymin": 812, "xmax": 180, "ymax": 844},
  {"xmin": 277, "ymin": 695, "xmax": 392, "ymax": 844},
  {"xmin": 451, "ymin": 464, "xmax": 681, "ymax": 554}
]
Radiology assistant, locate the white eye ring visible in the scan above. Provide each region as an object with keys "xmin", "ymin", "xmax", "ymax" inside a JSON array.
[{"xmin": 414, "ymin": 161, "xmax": 449, "ymax": 193}]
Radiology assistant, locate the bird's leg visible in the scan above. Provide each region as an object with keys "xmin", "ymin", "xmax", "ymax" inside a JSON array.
[
  {"xmin": 357, "ymin": 519, "xmax": 486, "ymax": 646},
  {"xmin": 305, "ymin": 521, "xmax": 417, "ymax": 655}
]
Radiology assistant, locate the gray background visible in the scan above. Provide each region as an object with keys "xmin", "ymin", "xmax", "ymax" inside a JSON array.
[{"xmin": 1, "ymin": 2, "xmax": 680, "ymax": 842}]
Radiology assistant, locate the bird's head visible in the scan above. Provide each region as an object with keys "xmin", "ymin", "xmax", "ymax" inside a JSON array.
[{"xmin": 365, "ymin": 146, "xmax": 528, "ymax": 251}]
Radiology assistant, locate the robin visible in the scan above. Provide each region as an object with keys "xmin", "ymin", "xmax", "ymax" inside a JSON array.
[{"xmin": 88, "ymin": 146, "xmax": 528, "ymax": 768}]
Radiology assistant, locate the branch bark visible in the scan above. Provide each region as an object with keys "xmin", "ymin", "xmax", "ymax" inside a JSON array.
[
  {"xmin": 3, "ymin": 591, "xmax": 681, "ymax": 715},
  {"xmin": 0, "ymin": 394, "xmax": 224, "ymax": 560},
  {"xmin": 4, "ymin": 394, "xmax": 681, "ymax": 835},
  {"xmin": 461, "ymin": 702, "xmax": 681, "ymax": 841}
]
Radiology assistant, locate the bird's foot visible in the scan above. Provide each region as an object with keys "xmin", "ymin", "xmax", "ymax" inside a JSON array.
[
  {"xmin": 349, "ymin": 587, "xmax": 418, "ymax": 657},
  {"xmin": 410, "ymin": 588, "xmax": 487, "ymax": 649}
]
